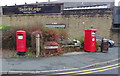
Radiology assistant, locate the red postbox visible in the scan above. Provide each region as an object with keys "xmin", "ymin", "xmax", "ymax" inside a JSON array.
[
  {"xmin": 16, "ymin": 30, "xmax": 26, "ymax": 54},
  {"xmin": 84, "ymin": 29, "xmax": 97, "ymax": 52}
]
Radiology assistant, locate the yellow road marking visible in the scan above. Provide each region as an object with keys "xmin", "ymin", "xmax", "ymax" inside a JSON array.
[
  {"xmin": 56, "ymin": 63, "xmax": 120, "ymax": 74},
  {"xmin": 31, "ymin": 66, "xmax": 120, "ymax": 76},
  {"xmin": 77, "ymin": 66, "xmax": 120, "ymax": 74}
]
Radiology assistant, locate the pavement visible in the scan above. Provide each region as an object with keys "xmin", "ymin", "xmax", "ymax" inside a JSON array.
[{"xmin": 1, "ymin": 47, "xmax": 119, "ymax": 73}]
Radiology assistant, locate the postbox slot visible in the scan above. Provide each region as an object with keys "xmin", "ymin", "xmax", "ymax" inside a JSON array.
[
  {"xmin": 92, "ymin": 31, "xmax": 96, "ymax": 36},
  {"xmin": 17, "ymin": 34, "xmax": 23, "ymax": 35}
]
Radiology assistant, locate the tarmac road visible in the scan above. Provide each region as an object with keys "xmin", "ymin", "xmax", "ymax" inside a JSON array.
[
  {"xmin": 1, "ymin": 62, "xmax": 119, "ymax": 76},
  {"xmin": 1, "ymin": 47, "xmax": 119, "ymax": 74}
]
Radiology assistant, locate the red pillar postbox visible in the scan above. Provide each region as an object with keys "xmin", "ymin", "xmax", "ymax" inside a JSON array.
[
  {"xmin": 84, "ymin": 29, "xmax": 97, "ymax": 52},
  {"xmin": 16, "ymin": 30, "xmax": 26, "ymax": 54}
]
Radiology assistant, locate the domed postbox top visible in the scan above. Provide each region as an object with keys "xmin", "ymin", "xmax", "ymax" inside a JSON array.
[
  {"xmin": 84, "ymin": 29, "xmax": 97, "ymax": 32},
  {"xmin": 16, "ymin": 30, "xmax": 26, "ymax": 32}
]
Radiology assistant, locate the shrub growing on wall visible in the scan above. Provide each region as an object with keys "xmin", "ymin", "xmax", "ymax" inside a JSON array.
[
  {"xmin": 2, "ymin": 25, "xmax": 68, "ymax": 51},
  {"xmin": 2, "ymin": 24, "xmax": 44, "ymax": 50},
  {"xmin": 2, "ymin": 26, "xmax": 22, "ymax": 49},
  {"xmin": 58, "ymin": 29, "xmax": 68, "ymax": 41},
  {"xmin": 43, "ymin": 28, "xmax": 59, "ymax": 42}
]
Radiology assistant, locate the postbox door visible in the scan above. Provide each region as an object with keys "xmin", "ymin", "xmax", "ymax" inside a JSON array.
[
  {"xmin": 91, "ymin": 31, "xmax": 96, "ymax": 42},
  {"xmin": 17, "ymin": 34, "xmax": 24, "ymax": 48},
  {"xmin": 91, "ymin": 31, "xmax": 96, "ymax": 51}
]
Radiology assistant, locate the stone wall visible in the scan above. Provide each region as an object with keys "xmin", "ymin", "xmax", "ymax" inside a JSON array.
[
  {"xmin": 2, "ymin": 8, "xmax": 119, "ymax": 43},
  {"xmin": 0, "ymin": 7, "xmax": 2, "ymax": 25}
]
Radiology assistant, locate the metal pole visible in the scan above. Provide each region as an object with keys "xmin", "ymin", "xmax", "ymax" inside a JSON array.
[{"xmin": 36, "ymin": 34, "xmax": 40, "ymax": 57}]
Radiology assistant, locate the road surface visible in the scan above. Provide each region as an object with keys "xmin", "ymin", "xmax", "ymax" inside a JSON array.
[{"xmin": 1, "ymin": 47, "xmax": 119, "ymax": 76}]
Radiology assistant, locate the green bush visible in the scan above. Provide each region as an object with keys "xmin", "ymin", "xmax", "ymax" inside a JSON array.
[
  {"xmin": 75, "ymin": 36, "xmax": 84, "ymax": 49},
  {"xmin": 2, "ymin": 25, "xmax": 37, "ymax": 49},
  {"xmin": 96, "ymin": 41, "xmax": 101, "ymax": 51},
  {"xmin": 0, "ymin": 25, "xmax": 11, "ymax": 30},
  {"xmin": 2, "ymin": 26, "xmax": 16, "ymax": 49}
]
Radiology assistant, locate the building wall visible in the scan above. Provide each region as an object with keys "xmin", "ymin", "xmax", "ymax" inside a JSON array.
[
  {"xmin": 110, "ymin": 30, "xmax": 120, "ymax": 45},
  {"xmin": 119, "ymin": 1, "xmax": 120, "ymax": 6},
  {"xmin": 0, "ymin": 7, "xmax": 2, "ymax": 25},
  {"xmin": 57, "ymin": 0, "xmax": 114, "ymax": 2},
  {"xmin": 2, "ymin": 9, "xmax": 119, "ymax": 43}
]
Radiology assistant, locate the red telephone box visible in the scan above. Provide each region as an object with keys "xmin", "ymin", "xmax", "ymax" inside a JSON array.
[
  {"xmin": 16, "ymin": 30, "xmax": 26, "ymax": 53},
  {"xmin": 84, "ymin": 29, "xmax": 97, "ymax": 52}
]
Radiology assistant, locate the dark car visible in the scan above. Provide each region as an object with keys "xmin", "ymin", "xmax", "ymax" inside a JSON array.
[{"xmin": 96, "ymin": 35, "xmax": 115, "ymax": 47}]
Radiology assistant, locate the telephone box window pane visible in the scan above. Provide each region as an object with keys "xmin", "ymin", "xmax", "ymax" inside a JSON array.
[{"xmin": 18, "ymin": 36, "xmax": 23, "ymax": 39}]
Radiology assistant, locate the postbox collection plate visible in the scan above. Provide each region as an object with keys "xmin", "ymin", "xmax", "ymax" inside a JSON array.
[{"xmin": 18, "ymin": 36, "xmax": 23, "ymax": 39}]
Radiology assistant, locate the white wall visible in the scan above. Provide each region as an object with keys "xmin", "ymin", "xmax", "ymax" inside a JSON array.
[
  {"xmin": 115, "ymin": 0, "xmax": 120, "ymax": 6},
  {"xmin": 118, "ymin": 1, "xmax": 120, "ymax": 6}
]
